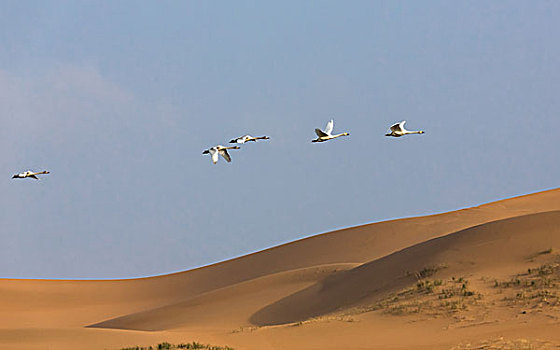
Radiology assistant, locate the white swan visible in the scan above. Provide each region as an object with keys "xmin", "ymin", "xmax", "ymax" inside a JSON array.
[
  {"xmin": 312, "ymin": 120, "xmax": 349, "ymax": 143},
  {"xmin": 202, "ymin": 145, "xmax": 240, "ymax": 164},
  {"xmin": 385, "ymin": 121, "xmax": 424, "ymax": 137},
  {"xmin": 229, "ymin": 134, "xmax": 270, "ymax": 144},
  {"xmin": 12, "ymin": 170, "xmax": 50, "ymax": 180}
]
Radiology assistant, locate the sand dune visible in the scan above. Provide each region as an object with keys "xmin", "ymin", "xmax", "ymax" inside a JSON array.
[
  {"xmin": 2, "ymin": 188, "xmax": 560, "ymax": 349},
  {"xmin": 250, "ymin": 211, "xmax": 560, "ymax": 326}
]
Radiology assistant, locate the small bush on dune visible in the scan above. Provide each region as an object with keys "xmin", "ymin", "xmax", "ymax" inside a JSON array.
[
  {"xmin": 415, "ymin": 264, "xmax": 448, "ymax": 279},
  {"xmin": 537, "ymin": 248, "xmax": 553, "ymax": 255}
]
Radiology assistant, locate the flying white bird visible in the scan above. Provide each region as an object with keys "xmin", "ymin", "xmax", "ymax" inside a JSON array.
[
  {"xmin": 385, "ymin": 121, "xmax": 424, "ymax": 137},
  {"xmin": 12, "ymin": 170, "xmax": 50, "ymax": 180},
  {"xmin": 312, "ymin": 119, "xmax": 349, "ymax": 143},
  {"xmin": 229, "ymin": 134, "xmax": 270, "ymax": 144},
  {"xmin": 202, "ymin": 145, "xmax": 240, "ymax": 164}
]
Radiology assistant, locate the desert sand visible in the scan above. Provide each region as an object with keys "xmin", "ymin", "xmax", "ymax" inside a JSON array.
[{"xmin": 2, "ymin": 188, "xmax": 560, "ymax": 349}]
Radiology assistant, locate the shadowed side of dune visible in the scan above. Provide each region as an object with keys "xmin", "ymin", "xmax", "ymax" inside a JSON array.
[
  {"xmin": 249, "ymin": 211, "xmax": 560, "ymax": 326},
  {"xmin": 87, "ymin": 264, "xmax": 359, "ymax": 331}
]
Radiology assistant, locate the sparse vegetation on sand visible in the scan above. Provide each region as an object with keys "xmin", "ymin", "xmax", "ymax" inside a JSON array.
[
  {"xmin": 291, "ymin": 315, "xmax": 355, "ymax": 327},
  {"xmin": 451, "ymin": 337, "xmax": 558, "ymax": 350},
  {"xmin": 120, "ymin": 341, "xmax": 234, "ymax": 350},
  {"xmin": 353, "ymin": 276, "xmax": 481, "ymax": 317},
  {"xmin": 230, "ymin": 325, "xmax": 259, "ymax": 333},
  {"xmin": 494, "ymin": 261, "xmax": 560, "ymax": 308}
]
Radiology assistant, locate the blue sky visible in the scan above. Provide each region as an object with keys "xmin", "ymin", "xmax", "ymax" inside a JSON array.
[{"xmin": 1, "ymin": 1, "xmax": 559, "ymax": 278}]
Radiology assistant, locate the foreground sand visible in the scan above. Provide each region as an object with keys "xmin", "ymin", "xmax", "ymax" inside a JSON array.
[{"xmin": 2, "ymin": 189, "xmax": 560, "ymax": 349}]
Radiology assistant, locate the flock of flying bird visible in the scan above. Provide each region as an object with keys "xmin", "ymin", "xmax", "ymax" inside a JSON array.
[
  {"xmin": 11, "ymin": 120, "xmax": 425, "ymax": 178},
  {"xmin": 200, "ymin": 119, "xmax": 424, "ymax": 164}
]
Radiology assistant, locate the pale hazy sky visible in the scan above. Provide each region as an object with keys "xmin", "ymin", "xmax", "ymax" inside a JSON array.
[{"xmin": 1, "ymin": 1, "xmax": 559, "ymax": 278}]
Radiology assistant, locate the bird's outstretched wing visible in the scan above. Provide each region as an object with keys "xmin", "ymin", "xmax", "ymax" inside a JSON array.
[
  {"xmin": 210, "ymin": 149, "xmax": 219, "ymax": 164},
  {"xmin": 231, "ymin": 135, "xmax": 250, "ymax": 144},
  {"xmin": 390, "ymin": 121, "xmax": 405, "ymax": 132},
  {"xmin": 315, "ymin": 128, "xmax": 328, "ymax": 137},
  {"xmin": 219, "ymin": 149, "xmax": 232, "ymax": 162},
  {"xmin": 324, "ymin": 120, "xmax": 334, "ymax": 135}
]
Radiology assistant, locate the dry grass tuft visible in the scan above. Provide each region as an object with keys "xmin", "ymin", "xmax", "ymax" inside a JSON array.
[{"xmin": 411, "ymin": 264, "xmax": 448, "ymax": 280}]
